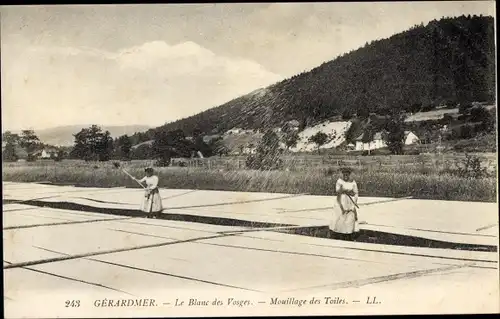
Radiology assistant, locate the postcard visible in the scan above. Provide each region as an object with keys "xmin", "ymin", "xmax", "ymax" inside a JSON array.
[{"xmin": 2, "ymin": 2, "xmax": 498, "ymax": 318}]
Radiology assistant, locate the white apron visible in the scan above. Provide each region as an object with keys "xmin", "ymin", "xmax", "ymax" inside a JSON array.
[
  {"xmin": 329, "ymin": 178, "xmax": 359, "ymax": 234},
  {"xmin": 138, "ymin": 175, "xmax": 163, "ymax": 213}
]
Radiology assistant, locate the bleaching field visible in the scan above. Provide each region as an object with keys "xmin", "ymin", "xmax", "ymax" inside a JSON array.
[{"xmin": 3, "ymin": 182, "xmax": 499, "ymax": 317}]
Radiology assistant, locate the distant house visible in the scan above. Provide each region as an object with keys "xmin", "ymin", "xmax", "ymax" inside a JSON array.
[
  {"xmin": 225, "ymin": 128, "xmax": 242, "ymax": 135},
  {"xmin": 228, "ymin": 143, "xmax": 257, "ymax": 156},
  {"xmin": 190, "ymin": 150, "xmax": 204, "ymax": 158},
  {"xmin": 355, "ymin": 132, "xmax": 387, "ymax": 151},
  {"xmin": 33, "ymin": 148, "xmax": 59, "ymax": 159},
  {"xmin": 355, "ymin": 131, "xmax": 419, "ymax": 151},
  {"xmin": 283, "ymin": 120, "xmax": 300, "ymax": 131},
  {"xmin": 242, "ymin": 146, "xmax": 257, "ymax": 154},
  {"xmin": 404, "ymin": 131, "xmax": 420, "ymax": 145},
  {"xmin": 202, "ymin": 135, "xmax": 221, "ymax": 143}
]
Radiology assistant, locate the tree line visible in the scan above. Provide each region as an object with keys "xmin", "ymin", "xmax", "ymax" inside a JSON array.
[
  {"xmin": 3, "ymin": 109, "xmax": 461, "ymax": 173},
  {"xmin": 2, "ymin": 125, "xmax": 228, "ymax": 164},
  {"xmin": 68, "ymin": 125, "xmax": 230, "ymax": 164},
  {"xmin": 2, "ymin": 122, "xmax": 347, "ymax": 166},
  {"xmin": 2, "ymin": 130, "xmax": 64, "ymax": 162}
]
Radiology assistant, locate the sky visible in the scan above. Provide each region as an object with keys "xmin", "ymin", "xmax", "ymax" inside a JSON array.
[{"xmin": 1, "ymin": 2, "xmax": 495, "ymax": 131}]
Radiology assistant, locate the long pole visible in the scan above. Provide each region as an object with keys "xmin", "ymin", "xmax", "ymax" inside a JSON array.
[
  {"xmin": 346, "ymin": 194, "xmax": 359, "ymax": 209},
  {"xmin": 120, "ymin": 168, "xmax": 146, "ymax": 189}
]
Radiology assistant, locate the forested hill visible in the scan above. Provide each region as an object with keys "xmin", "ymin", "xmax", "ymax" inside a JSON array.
[{"xmin": 131, "ymin": 15, "xmax": 495, "ymax": 143}]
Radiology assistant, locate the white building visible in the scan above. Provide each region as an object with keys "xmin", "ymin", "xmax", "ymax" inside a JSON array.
[
  {"xmin": 242, "ymin": 146, "xmax": 257, "ymax": 154},
  {"xmin": 355, "ymin": 131, "xmax": 419, "ymax": 151},
  {"xmin": 225, "ymin": 128, "xmax": 242, "ymax": 135},
  {"xmin": 229, "ymin": 144, "xmax": 257, "ymax": 155},
  {"xmin": 34, "ymin": 148, "xmax": 59, "ymax": 159},
  {"xmin": 202, "ymin": 135, "xmax": 221, "ymax": 143},
  {"xmin": 282, "ymin": 120, "xmax": 300, "ymax": 132},
  {"xmin": 404, "ymin": 131, "xmax": 420, "ymax": 145},
  {"xmin": 355, "ymin": 132, "xmax": 387, "ymax": 151}
]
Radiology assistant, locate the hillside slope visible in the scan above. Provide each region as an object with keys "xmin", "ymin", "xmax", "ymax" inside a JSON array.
[{"xmin": 131, "ymin": 15, "xmax": 494, "ymax": 142}]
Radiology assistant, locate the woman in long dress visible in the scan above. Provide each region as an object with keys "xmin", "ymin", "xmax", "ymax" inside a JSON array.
[
  {"xmin": 137, "ymin": 168, "xmax": 163, "ymax": 218},
  {"xmin": 329, "ymin": 167, "xmax": 359, "ymax": 240}
]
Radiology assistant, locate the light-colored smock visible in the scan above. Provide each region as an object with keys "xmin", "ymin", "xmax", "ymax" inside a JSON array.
[
  {"xmin": 139, "ymin": 175, "xmax": 163, "ymax": 213},
  {"xmin": 329, "ymin": 178, "xmax": 359, "ymax": 234}
]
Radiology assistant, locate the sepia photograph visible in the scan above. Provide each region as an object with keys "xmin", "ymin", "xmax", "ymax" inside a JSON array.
[{"xmin": 1, "ymin": 1, "xmax": 498, "ymax": 317}]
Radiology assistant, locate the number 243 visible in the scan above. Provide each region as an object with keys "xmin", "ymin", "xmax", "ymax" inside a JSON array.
[{"xmin": 65, "ymin": 300, "xmax": 80, "ymax": 307}]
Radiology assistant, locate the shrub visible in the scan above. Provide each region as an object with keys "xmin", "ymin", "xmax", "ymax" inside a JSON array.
[
  {"xmin": 459, "ymin": 124, "xmax": 475, "ymax": 139},
  {"xmin": 341, "ymin": 109, "xmax": 354, "ymax": 120},
  {"xmin": 408, "ymin": 102, "xmax": 422, "ymax": 113},
  {"xmin": 452, "ymin": 154, "xmax": 488, "ymax": 179},
  {"xmin": 26, "ymin": 154, "xmax": 37, "ymax": 162},
  {"xmin": 324, "ymin": 167, "xmax": 336, "ymax": 176},
  {"xmin": 458, "ymin": 102, "xmax": 473, "ymax": 115},
  {"xmin": 246, "ymin": 154, "xmax": 283, "ymax": 170},
  {"xmin": 445, "ymin": 99, "xmax": 458, "ymax": 108},
  {"xmin": 246, "ymin": 130, "xmax": 283, "ymax": 170},
  {"xmin": 404, "ymin": 149, "xmax": 420, "ymax": 155},
  {"xmin": 155, "ymin": 157, "xmax": 171, "ymax": 167},
  {"xmin": 2, "ymin": 143, "xmax": 18, "ymax": 162},
  {"xmin": 439, "ymin": 113, "xmax": 454, "ymax": 125},
  {"xmin": 421, "ymin": 104, "xmax": 436, "ymax": 112}
]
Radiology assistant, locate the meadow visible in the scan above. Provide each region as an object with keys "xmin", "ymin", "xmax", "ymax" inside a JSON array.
[
  {"xmin": 2, "ymin": 154, "xmax": 497, "ymax": 202},
  {"xmin": 404, "ymin": 104, "xmax": 496, "ymax": 122}
]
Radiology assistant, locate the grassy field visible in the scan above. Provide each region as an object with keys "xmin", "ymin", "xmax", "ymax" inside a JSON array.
[
  {"xmin": 174, "ymin": 152, "xmax": 497, "ymax": 174},
  {"xmin": 404, "ymin": 104, "xmax": 496, "ymax": 122},
  {"xmin": 2, "ymin": 158, "xmax": 497, "ymax": 202}
]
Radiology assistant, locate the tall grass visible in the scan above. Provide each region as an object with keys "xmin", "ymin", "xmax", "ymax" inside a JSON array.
[{"xmin": 2, "ymin": 162, "xmax": 496, "ymax": 202}]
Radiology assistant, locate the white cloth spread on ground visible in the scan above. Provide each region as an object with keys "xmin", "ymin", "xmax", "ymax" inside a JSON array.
[
  {"xmin": 329, "ymin": 178, "xmax": 359, "ymax": 234},
  {"xmin": 138, "ymin": 175, "xmax": 163, "ymax": 213}
]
